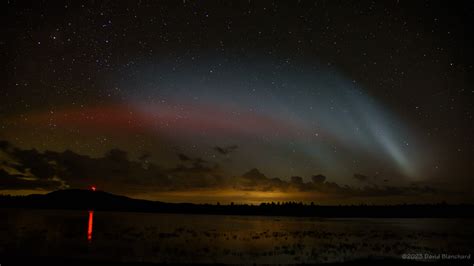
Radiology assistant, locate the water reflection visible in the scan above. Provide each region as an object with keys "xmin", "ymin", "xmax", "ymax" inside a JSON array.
[
  {"xmin": 87, "ymin": 210, "xmax": 94, "ymax": 242},
  {"xmin": 1, "ymin": 209, "xmax": 473, "ymax": 264}
]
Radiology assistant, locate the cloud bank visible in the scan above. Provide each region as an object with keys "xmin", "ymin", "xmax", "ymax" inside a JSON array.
[{"xmin": 0, "ymin": 140, "xmax": 463, "ymax": 202}]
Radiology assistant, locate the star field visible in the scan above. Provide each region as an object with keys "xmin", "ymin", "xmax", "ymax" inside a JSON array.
[{"xmin": 1, "ymin": 1, "xmax": 473, "ymax": 203}]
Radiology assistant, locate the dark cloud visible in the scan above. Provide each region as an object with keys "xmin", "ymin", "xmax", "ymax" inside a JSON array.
[
  {"xmin": 353, "ymin": 173, "xmax": 369, "ymax": 182},
  {"xmin": 177, "ymin": 153, "xmax": 191, "ymax": 161},
  {"xmin": 235, "ymin": 168, "xmax": 286, "ymax": 192},
  {"xmin": 0, "ymin": 169, "xmax": 63, "ymax": 190},
  {"xmin": 291, "ymin": 176, "xmax": 303, "ymax": 184},
  {"xmin": 0, "ymin": 141, "xmax": 169, "ymax": 193},
  {"xmin": 138, "ymin": 152, "xmax": 151, "ymax": 162},
  {"xmin": 0, "ymin": 141, "xmax": 12, "ymax": 151},
  {"xmin": 9, "ymin": 148, "xmax": 57, "ymax": 180},
  {"xmin": 0, "ymin": 140, "xmax": 446, "ymax": 200},
  {"xmin": 311, "ymin": 174, "xmax": 326, "ymax": 184},
  {"xmin": 213, "ymin": 145, "xmax": 238, "ymax": 155},
  {"xmin": 168, "ymin": 154, "xmax": 223, "ymax": 189},
  {"xmin": 106, "ymin": 149, "xmax": 129, "ymax": 162},
  {"xmin": 242, "ymin": 168, "xmax": 266, "ymax": 180}
]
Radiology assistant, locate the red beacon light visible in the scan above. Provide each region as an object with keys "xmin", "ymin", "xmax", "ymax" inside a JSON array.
[{"xmin": 90, "ymin": 186, "xmax": 97, "ymax": 192}]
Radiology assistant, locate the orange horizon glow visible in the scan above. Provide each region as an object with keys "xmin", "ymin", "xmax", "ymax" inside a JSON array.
[
  {"xmin": 0, "ymin": 188, "xmax": 465, "ymax": 205},
  {"xmin": 133, "ymin": 189, "xmax": 326, "ymax": 205}
]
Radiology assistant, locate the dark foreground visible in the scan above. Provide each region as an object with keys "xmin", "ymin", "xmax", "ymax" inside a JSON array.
[
  {"xmin": 1, "ymin": 190, "xmax": 473, "ymax": 264},
  {"xmin": 0, "ymin": 256, "xmax": 469, "ymax": 265},
  {"xmin": 1, "ymin": 209, "xmax": 473, "ymax": 265}
]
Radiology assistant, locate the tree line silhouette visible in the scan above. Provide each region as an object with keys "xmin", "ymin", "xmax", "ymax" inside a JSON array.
[{"xmin": 1, "ymin": 189, "xmax": 473, "ymax": 218}]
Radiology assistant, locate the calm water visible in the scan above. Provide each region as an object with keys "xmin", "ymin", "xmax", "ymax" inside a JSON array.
[{"xmin": 1, "ymin": 209, "xmax": 473, "ymax": 264}]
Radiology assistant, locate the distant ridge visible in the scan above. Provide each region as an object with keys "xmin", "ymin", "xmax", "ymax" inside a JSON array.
[{"xmin": 1, "ymin": 189, "xmax": 474, "ymax": 218}]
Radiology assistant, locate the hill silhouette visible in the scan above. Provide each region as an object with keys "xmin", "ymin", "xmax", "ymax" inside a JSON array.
[{"xmin": 1, "ymin": 189, "xmax": 473, "ymax": 218}]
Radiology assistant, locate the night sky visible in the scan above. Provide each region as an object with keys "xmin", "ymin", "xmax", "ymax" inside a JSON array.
[{"xmin": 1, "ymin": 1, "xmax": 473, "ymax": 204}]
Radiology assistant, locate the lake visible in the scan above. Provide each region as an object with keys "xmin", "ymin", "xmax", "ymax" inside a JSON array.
[{"xmin": 1, "ymin": 209, "xmax": 473, "ymax": 264}]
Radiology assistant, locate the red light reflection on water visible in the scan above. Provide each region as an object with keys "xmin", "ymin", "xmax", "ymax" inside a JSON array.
[{"xmin": 87, "ymin": 210, "xmax": 94, "ymax": 242}]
